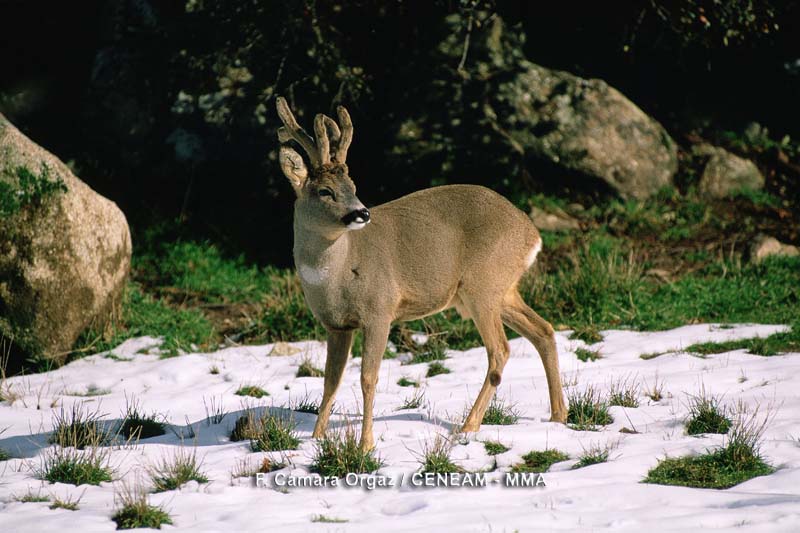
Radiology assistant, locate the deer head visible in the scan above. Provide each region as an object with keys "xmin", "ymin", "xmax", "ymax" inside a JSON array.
[{"xmin": 276, "ymin": 97, "xmax": 370, "ymax": 233}]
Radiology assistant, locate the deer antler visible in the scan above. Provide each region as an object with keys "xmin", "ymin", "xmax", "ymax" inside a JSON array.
[
  {"xmin": 277, "ymin": 97, "xmax": 351, "ymax": 167},
  {"xmin": 276, "ymin": 97, "xmax": 322, "ymax": 167},
  {"xmin": 335, "ymin": 105, "xmax": 353, "ymax": 164}
]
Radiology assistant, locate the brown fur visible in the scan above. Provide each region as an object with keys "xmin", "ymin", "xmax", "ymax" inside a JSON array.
[{"xmin": 276, "ymin": 98, "xmax": 567, "ymax": 450}]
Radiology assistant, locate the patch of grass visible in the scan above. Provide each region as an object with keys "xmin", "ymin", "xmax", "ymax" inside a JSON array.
[
  {"xmin": 728, "ymin": 187, "xmax": 781, "ymax": 208},
  {"xmin": 426, "ymin": 361, "xmax": 451, "ymax": 378},
  {"xmin": 310, "ymin": 425, "xmax": 382, "ymax": 477},
  {"xmin": 74, "ymin": 282, "xmax": 216, "ymax": 359},
  {"xmin": 639, "ymin": 352, "xmax": 666, "ymax": 360},
  {"xmin": 49, "ymin": 493, "xmax": 81, "ymax": 511},
  {"xmin": 404, "ymin": 334, "xmax": 449, "ymax": 364},
  {"xmin": 209, "ymin": 365, "xmax": 220, "ymax": 375},
  {"xmin": 685, "ymin": 390, "xmax": 732, "ymax": 435},
  {"xmin": 235, "ymin": 385, "xmax": 269, "ymax": 399},
  {"xmin": 569, "ymin": 324, "xmax": 603, "ymax": 344},
  {"xmin": 644, "ymin": 374, "xmax": 665, "ymax": 402},
  {"xmin": 296, "ymin": 358, "xmax": 324, "ymax": 378},
  {"xmin": 481, "ymin": 396, "xmax": 520, "ymax": 425},
  {"xmin": 231, "ymin": 456, "xmax": 286, "ymax": 478},
  {"xmin": 230, "ymin": 411, "xmax": 259, "ymax": 442},
  {"xmin": 567, "ymin": 386, "xmax": 614, "ymax": 430},
  {"xmin": 397, "ymin": 377, "xmax": 419, "ymax": 387},
  {"xmin": 572, "ymin": 442, "xmax": 615, "ymax": 469},
  {"xmin": 483, "ymin": 440, "xmax": 510, "ymax": 455},
  {"xmin": 36, "ymin": 446, "xmax": 114, "ymax": 486},
  {"xmin": 290, "ymin": 393, "xmax": 320, "ymax": 414},
  {"xmin": 119, "ymin": 396, "xmax": 166, "ymax": 440},
  {"xmin": 608, "ymin": 376, "xmax": 640, "ymax": 408},
  {"xmin": 16, "ymin": 490, "xmax": 50, "ymax": 503},
  {"xmin": 511, "ymin": 449, "xmax": 569, "ymax": 473},
  {"xmin": 311, "ymin": 515, "xmax": 349, "ymax": 523},
  {"xmin": 48, "ymin": 403, "xmax": 110, "ymax": 449},
  {"xmin": 419, "ymin": 435, "xmax": 462, "ymax": 474},
  {"xmin": 64, "ymin": 385, "xmax": 111, "ymax": 397},
  {"xmin": 249, "ymin": 411, "xmax": 301, "ymax": 452},
  {"xmin": 575, "ymin": 347, "xmax": 602, "ymax": 362},
  {"xmin": 644, "ymin": 404, "xmax": 774, "ymax": 489},
  {"xmin": 113, "ymin": 481, "xmax": 173, "ymax": 530},
  {"xmin": 148, "ymin": 447, "xmax": 209, "ymax": 492},
  {"xmin": 398, "ymin": 389, "xmax": 426, "ymax": 410},
  {"xmin": 686, "ymin": 329, "xmax": 799, "ymax": 357}
]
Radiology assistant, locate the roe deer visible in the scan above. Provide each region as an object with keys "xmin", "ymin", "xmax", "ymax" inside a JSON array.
[{"xmin": 275, "ymin": 97, "xmax": 566, "ymax": 450}]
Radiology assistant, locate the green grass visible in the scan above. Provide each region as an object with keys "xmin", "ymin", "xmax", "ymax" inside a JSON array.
[
  {"xmin": 572, "ymin": 443, "xmax": 613, "ymax": 469},
  {"xmin": 16, "ymin": 491, "xmax": 50, "ymax": 503},
  {"xmin": 311, "ymin": 515, "xmax": 349, "ymax": 523},
  {"xmin": 483, "ymin": 440, "xmax": 510, "ymax": 455},
  {"xmin": 426, "ymin": 361, "xmax": 451, "ymax": 378},
  {"xmin": 49, "ymin": 494, "xmax": 81, "ymax": 511},
  {"xmin": 119, "ymin": 397, "xmax": 166, "ymax": 440},
  {"xmin": 229, "ymin": 411, "xmax": 259, "ymax": 442},
  {"xmin": 113, "ymin": 482, "xmax": 173, "ymax": 529},
  {"xmin": 249, "ymin": 412, "xmax": 301, "ymax": 452},
  {"xmin": 644, "ymin": 405, "xmax": 774, "ymax": 489},
  {"xmin": 37, "ymin": 446, "xmax": 114, "ymax": 486},
  {"xmin": 0, "ymin": 448, "xmax": 9, "ymax": 461},
  {"xmin": 511, "ymin": 449, "xmax": 569, "ymax": 473},
  {"xmin": 569, "ymin": 324, "xmax": 604, "ymax": 344},
  {"xmin": 686, "ymin": 329, "xmax": 800, "ymax": 357},
  {"xmin": 685, "ymin": 391, "xmax": 732, "ymax": 435},
  {"xmin": 296, "ymin": 358, "xmax": 324, "ymax": 378},
  {"xmin": 575, "ymin": 348, "xmax": 602, "ymax": 362},
  {"xmin": 419, "ymin": 435, "xmax": 461, "ymax": 474},
  {"xmin": 310, "ymin": 425, "xmax": 382, "ymax": 477},
  {"xmin": 567, "ymin": 387, "xmax": 614, "ymax": 430},
  {"xmin": 404, "ymin": 334, "xmax": 449, "ymax": 364},
  {"xmin": 235, "ymin": 385, "xmax": 269, "ymax": 398},
  {"xmin": 290, "ymin": 393, "xmax": 320, "ymax": 414},
  {"xmin": 48, "ymin": 403, "xmax": 111, "ymax": 449},
  {"xmin": 148, "ymin": 448, "xmax": 209, "ymax": 492},
  {"xmin": 608, "ymin": 376, "xmax": 640, "ymax": 408},
  {"xmin": 397, "ymin": 377, "xmax": 419, "ymax": 387},
  {"xmin": 74, "ymin": 282, "xmax": 215, "ymax": 358},
  {"xmin": 398, "ymin": 389, "xmax": 426, "ymax": 410},
  {"xmin": 481, "ymin": 396, "xmax": 520, "ymax": 425}
]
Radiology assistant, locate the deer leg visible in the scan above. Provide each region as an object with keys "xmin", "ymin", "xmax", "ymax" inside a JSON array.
[
  {"xmin": 358, "ymin": 321, "xmax": 391, "ymax": 451},
  {"xmin": 462, "ymin": 310, "xmax": 509, "ymax": 433},
  {"xmin": 312, "ymin": 329, "xmax": 354, "ymax": 438},
  {"xmin": 501, "ymin": 292, "xmax": 567, "ymax": 423}
]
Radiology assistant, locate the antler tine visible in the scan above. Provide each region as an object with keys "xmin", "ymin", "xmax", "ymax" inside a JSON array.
[
  {"xmin": 314, "ymin": 114, "xmax": 331, "ymax": 165},
  {"xmin": 276, "ymin": 97, "xmax": 321, "ymax": 167},
  {"xmin": 335, "ymin": 105, "xmax": 353, "ymax": 164}
]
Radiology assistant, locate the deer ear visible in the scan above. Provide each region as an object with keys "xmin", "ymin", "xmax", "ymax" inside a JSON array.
[{"xmin": 279, "ymin": 145, "xmax": 308, "ymax": 192}]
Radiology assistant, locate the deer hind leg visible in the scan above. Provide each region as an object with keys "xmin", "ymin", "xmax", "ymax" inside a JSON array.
[
  {"xmin": 461, "ymin": 307, "xmax": 509, "ymax": 433},
  {"xmin": 313, "ymin": 329, "xmax": 354, "ymax": 438},
  {"xmin": 501, "ymin": 291, "xmax": 567, "ymax": 423},
  {"xmin": 358, "ymin": 321, "xmax": 392, "ymax": 451}
]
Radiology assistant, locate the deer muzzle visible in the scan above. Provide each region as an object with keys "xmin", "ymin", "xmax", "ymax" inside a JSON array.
[{"xmin": 341, "ymin": 208, "xmax": 370, "ymax": 229}]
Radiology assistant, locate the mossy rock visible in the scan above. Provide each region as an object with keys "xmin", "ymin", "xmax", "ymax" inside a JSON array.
[{"xmin": 0, "ymin": 113, "xmax": 131, "ymax": 369}]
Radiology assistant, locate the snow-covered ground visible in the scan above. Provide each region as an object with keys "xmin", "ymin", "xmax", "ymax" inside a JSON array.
[{"xmin": 1, "ymin": 323, "xmax": 799, "ymax": 532}]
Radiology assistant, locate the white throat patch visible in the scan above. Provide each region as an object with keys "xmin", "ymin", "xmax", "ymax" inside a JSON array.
[{"xmin": 298, "ymin": 263, "xmax": 330, "ymax": 285}]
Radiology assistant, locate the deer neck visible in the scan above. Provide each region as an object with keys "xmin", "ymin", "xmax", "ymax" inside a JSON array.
[{"xmin": 292, "ymin": 218, "xmax": 351, "ymax": 288}]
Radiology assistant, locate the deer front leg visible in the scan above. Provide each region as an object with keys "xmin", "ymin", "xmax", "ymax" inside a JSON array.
[
  {"xmin": 358, "ymin": 321, "xmax": 391, "ymax": 451},
  {"xmin": 312, "ymin": 329, "xmax": 354, "ymax": 438}
]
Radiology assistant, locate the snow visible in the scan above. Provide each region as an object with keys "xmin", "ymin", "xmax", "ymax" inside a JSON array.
[{"xmin": 1, "ymin": 324, "xmax": 800, "ymax": 532}]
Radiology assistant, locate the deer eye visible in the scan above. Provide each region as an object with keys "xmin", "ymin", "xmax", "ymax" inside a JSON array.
[{"xmin": 318, "ymin": 188, "xmax": 335, "ymax": 201}]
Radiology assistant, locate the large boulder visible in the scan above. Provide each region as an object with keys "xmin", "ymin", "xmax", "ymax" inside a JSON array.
[
  {"xmin": 498, "ymin": 61, "xmax": 678, "ymax": 200},
  {"xmin": 750, "ymin": 234, "xmax": 799, "ymax": 263},
  {"xmin": 0, "ymin": 114, "xmax": 132, "ymax": 366},
  {"xmin": 693, "ymin": 144, "xmax": 764, "ymax": 198}
]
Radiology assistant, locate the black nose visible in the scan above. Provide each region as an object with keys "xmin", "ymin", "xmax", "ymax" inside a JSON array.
[{"xmin": 342, "ymin": 208, "xmax": 370, "ymax": 225}]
